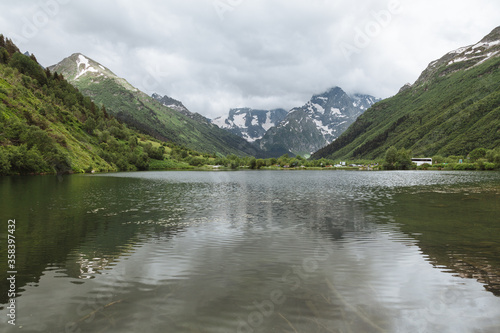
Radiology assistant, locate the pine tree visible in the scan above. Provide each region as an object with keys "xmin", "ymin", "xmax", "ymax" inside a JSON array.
[
  {"xmin": 90, "ymin": 101, "xmax": 96, "ymax": 115},
  {"xmin": 102, "ymin": 105, "xmax": 108, "ymax": 118},
  {"xmin": 5, "ymin": 38, "xmax": 19, "ymax": 56},
  {"xmin": 0, "ymin": 48, "xmax": 8, "ymax": 64},
  {"xmin": 29, "ymin": 53, "xmax": 39, "ymax": 64}
]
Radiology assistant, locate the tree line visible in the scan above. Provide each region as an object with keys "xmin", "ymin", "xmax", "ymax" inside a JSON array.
[
  {"xmin": 2, "ymin": 34, "xmax": 499, "ymax": 175},
  {"xmin": 0, "ymin": 35, "xmax": 208, "ymax": 175},
  {"xmin": 383, "ymin": 146, "xmax": 500, "ymax": 170}
]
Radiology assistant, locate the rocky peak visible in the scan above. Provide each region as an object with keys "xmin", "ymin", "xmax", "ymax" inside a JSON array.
[
  {"xmin": 212, "ymin": 108, "xmax": 288, "ymax": 142},
  {"xmin": 152, "ymin": 93, "xmax": 208, "ymax": 122},
  {"xmin": 48, "ymin": 53, "xmax": 137, "ymax": 92}
]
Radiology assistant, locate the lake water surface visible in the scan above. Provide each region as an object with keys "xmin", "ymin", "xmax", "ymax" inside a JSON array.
[{"xmin": 1, "ymin": 170, "xmax": 500, "ymax": 332}]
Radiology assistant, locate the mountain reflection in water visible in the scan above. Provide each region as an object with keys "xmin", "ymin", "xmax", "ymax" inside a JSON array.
[{"xmin": 0, "ymin": 170, "xmax": 499, "ymax": 333}]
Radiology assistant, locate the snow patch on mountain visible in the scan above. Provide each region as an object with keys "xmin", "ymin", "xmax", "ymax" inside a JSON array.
[
  {"xmin": 232, "ymin": 113, "xmax": 246, "ymax": 128},
  {"xmin": 413, "ymin": 26, "xmax": 500, "ymax": 87},
  {"xmin": 262, "ymin": 114, "xmax": 275, "ymax": 131},
  {"xmin": 256, "ymin": 86, "xmax": 380, "ymax": 156},
  {"xmin": 313, "ymin": 119, "xmax": 334, "ymax": 137},
  {"xmin": 211, "ymin": 117, "xmax": 227, "ymax": 128},
  {"xmin": 211, "ymin": 108, "xmax": 288, "ymax": 142},
  {"xmin": 75, "ymin": 54, "xmax": 98, "ymax": 80},
  {"xmin": 311, "ymin": 103, "xmax": 325, "ymax": 114}
]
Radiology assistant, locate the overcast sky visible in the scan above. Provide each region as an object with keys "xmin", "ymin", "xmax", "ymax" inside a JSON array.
[{"xmin": 1, "ymin": 0, "xmax": 499, "ymax": 119}]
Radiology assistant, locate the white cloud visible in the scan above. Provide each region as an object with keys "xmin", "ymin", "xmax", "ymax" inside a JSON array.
[{"xmin": 0, "ymin": 0, "xmax": 499, "ymax": 119}]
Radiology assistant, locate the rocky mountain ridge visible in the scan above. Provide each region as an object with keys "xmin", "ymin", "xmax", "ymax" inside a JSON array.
[
  {"xmin": 49, "ymin": 53, "xmax": 263, "ymax": 156},
  {"xmin": 211, "ymin": 108, "xmax": 288, "ymax": 142},
  {"xmin": 256, "ymin": 87, "xmax": 379, "ymax": 156},
  {"xmin": 312, "ymin": 26, "xmax": 500, "ymax": 160}
]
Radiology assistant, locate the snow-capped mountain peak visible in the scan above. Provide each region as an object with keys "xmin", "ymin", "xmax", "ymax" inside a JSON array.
[
  {"xmin": 48, "ymin": 53, "xmax": 137, "ymax": 92},
  {"xmin": 210, "ymin": 86, "xmax": 379, "ymax": 156},
  {"xmin": 412, "ymin": 26, "xmax": 500, "ymax": 87},
  {"xmin": 211, "ymin": 108, "xmax": 288, "ymax": 142},
  {"xmin": 288, "ymin": 87, "xmax": 379, "ymax": 143},
  {"xmin": 256, "ymin": 87, "xmax": 380, "ymax": 156}
]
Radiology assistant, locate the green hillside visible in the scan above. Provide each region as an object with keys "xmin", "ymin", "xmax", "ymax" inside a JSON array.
[
  {"xmin": 312, "ymin": 27, "xmax": 500, "ymax": 160},
  {"xmin": 0, "ymin": 36, "xmax": 214, "ymax": 175},
  {"xmin": 49, "ymin": 54, "xmax": 261, "ymax": 157}
]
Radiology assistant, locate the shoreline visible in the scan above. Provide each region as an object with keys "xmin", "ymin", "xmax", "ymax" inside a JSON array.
[{"xmin": 3, "ymin": 165, "xmax": 500, "ymax": 177}]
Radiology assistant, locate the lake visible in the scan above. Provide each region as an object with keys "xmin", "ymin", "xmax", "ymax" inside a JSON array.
[{"xmin": 1, "ymin": 170, "xmax": 500, "ymax": 332}]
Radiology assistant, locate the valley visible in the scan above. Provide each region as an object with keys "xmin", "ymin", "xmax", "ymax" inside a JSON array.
[
  {"xmin": 1, "ymin": 4, "xmax": 500, "ymax": 333},
  {"xmin": 1, "ymin": 26, "xmax": 500, "ymax": 174}
]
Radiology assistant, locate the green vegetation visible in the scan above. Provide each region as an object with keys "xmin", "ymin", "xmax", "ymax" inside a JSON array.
[
  {"xmin": 187, "ymin": 153, "xmax": 382, "ymax": 170},
  {"xmin": 312, "ymin": 47, "xmax": 500, "ymax": 161},
  {"xmin": 382, "ymin": 146, "xmax": 500, "ymax": 170},
  {"xmin": 0, "ymin": 35, "xmax": 215, "ymax": 175},
  {"xmin": 2, "ymin": 33, "xmax": 498, "ymax": 176},
  {"xmin": 383, "ymin": 146, "xmax": 412, "ymax": 170},
  {"xmin": 49, "ymin": 53, "xmax": 261, "ymax": 157}
]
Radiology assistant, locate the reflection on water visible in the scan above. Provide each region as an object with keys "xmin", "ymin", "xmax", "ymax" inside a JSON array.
[
  {"xmin": 380, "ymin": 185, "xmax": 500, "ymax": 296},
  {"xmin": 1, "ymin": 170, "xmax": 500, "ymax": 332}
]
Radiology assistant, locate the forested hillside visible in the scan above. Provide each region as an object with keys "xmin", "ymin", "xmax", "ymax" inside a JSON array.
[
  {"xmin": 49, "ymin": 54, "xmax": 262, "ymax": 157},
  {"xmin": 312, "ymin": 27, "xmax": 500, "ymax": 160},
  {"xmin": 0, "ymin": 35, "xmax": 212, "ymax": 175}
]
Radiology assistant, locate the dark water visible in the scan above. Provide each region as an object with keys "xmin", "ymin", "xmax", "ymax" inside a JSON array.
[{"xmin": 1, "ymin": 170, "xmax": 500, "ymax": 332}]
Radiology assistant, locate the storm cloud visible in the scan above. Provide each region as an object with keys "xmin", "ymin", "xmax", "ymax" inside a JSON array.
[{"xmin": 1, "ymin": 0, "xmax": 499, "ymax": 118}]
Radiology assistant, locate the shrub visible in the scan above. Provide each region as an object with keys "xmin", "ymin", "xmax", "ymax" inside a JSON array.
[
  {"xmin": 484, "ymin": 162, "xmax": 496, "ymax": 170},
  {"xmin": 417, "ymin": 163, "xmax": 432, "ymax": 170},
  {"xmin": 128, "ymin": 150, "xmax": 149, "ymax": 170},
  {"xmin": 187, "ymin": 156, "xmax": 206, "ymax": 167},
  {"xmin": 469, "ymin": 148, "xmax": 487, "ymax": 161},
  {"xmin": 431, "ymin": 155, "xmax": 445, "ymax": 164},
  {"xmin": 453, "ymin": 163, "xmax": 476, "ymax": 170},
  {"xmin": 8, "ymin": 145, "xmax": 48, "ymax": 174},
  {"xmin": 8, "ymin": 52, "xmax": 47, "ymax": 86},
  {"xmin": 486, "ymin": 148, "xmax": 500, "ymax": 164},
  {"xmin": 0, "ymin": 147, "xmax": 11, "ymax": 175}
]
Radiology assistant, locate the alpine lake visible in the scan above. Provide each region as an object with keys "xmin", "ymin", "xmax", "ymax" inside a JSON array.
[{"xmin": 1, "ymin": 170, "xmax": 500, "ymax": 333}]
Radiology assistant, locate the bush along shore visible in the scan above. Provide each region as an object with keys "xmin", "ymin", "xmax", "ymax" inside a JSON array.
[{"xmin": 382, "ymin": 146, "xmax": 500, "ymax": 171}]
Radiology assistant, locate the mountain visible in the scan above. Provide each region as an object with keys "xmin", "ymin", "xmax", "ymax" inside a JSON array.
[
  {"xmin": 211, "ymin": 108, "xmax": 288, "ymax": 142},
  {"xmin": 48, "ymin": 54, "xmax": 262, "ymax": 156},
  {"xmin": 256, "ymin": 87, "xmax": 379, "ymax": 156},
  {"xmin": 151, "ymin": 93, "xmax": 208, "ymax": 122},
  {"xmin": 0, "ymin": 37, "xmax": 212, "ymax": 175},
  {"xmin": 312, "ymin": 26, "xmax": 500, "ymax": 160}
]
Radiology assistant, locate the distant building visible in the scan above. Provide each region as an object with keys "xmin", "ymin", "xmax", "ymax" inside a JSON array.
[{"xmin": 411, "ymin": 158, "xmax": 432, "ymax": 166}]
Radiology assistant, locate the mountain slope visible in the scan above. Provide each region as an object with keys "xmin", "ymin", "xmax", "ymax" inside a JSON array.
[
  {"xmin": 151, "ymin": 93, "xmax": 210, "ymax": 123},
  {"xmin": 0, "ymin": 39, "xmax": 172, "ymax": 174},
  {"xmin": 0, "ymin": 37, "xmax": 235, "ymax": 175},
  {"xmin": 312, "ymin": 26, "xmax": 500, "ymax": 160},
  {"xmin": 49, "ymin": 54, "xmax": 261, "ymax": 156},
  {"xmin": 257, "ymin": 87, "xmax": 379, "ymax": 156},
  {"xmin": 211, "ymin": 108, "xmax": 288, "ymax": 142}
]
